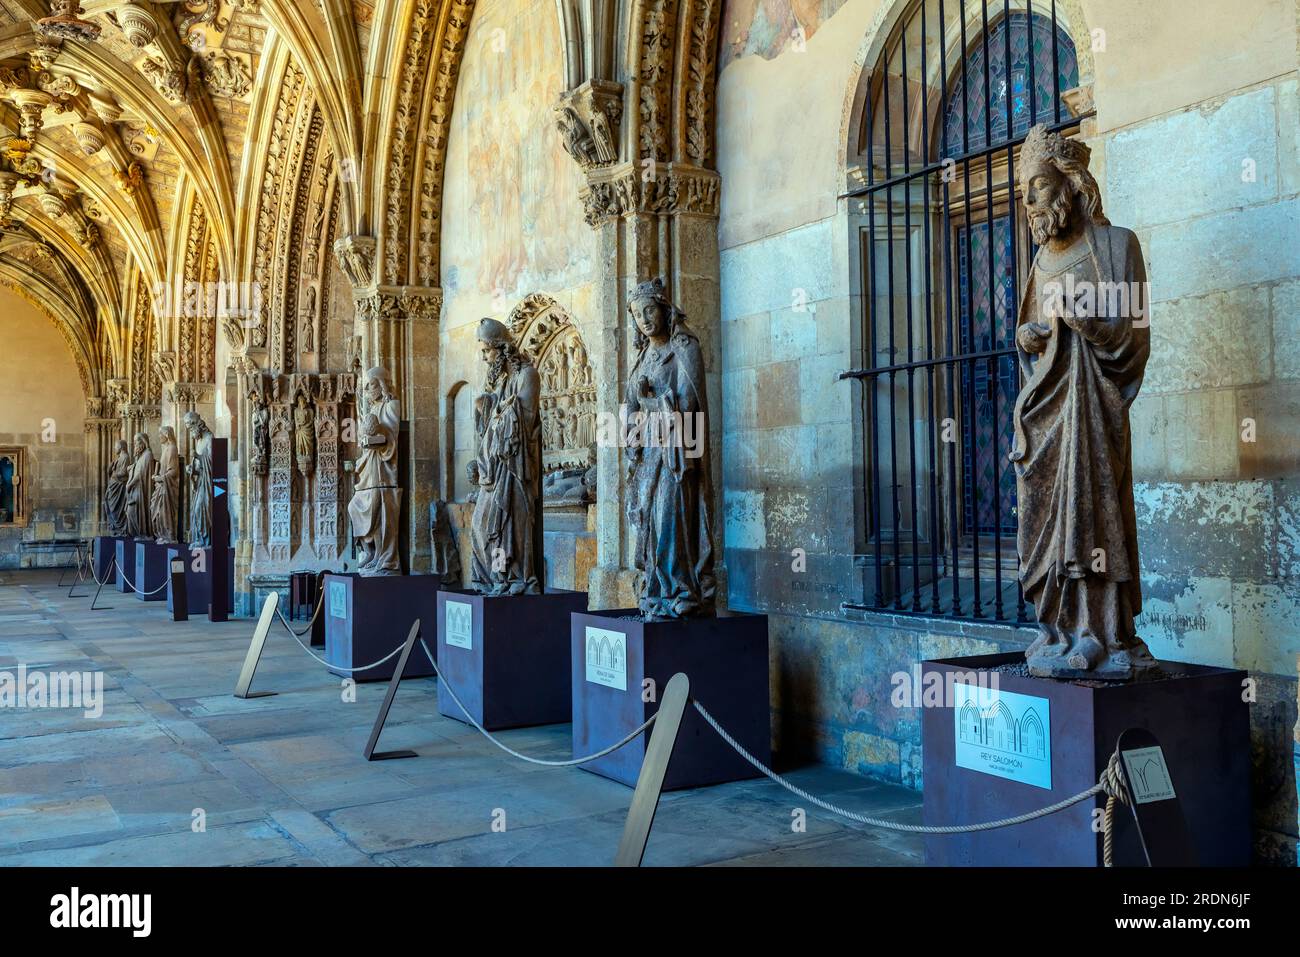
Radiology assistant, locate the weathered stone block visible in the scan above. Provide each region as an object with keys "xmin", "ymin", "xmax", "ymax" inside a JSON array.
[
  {"xmin": 1144, "ymin": 285, "xmax": 1272, "ymax": 394},
  {"xmin": 755, "ymin": 359, "xmax": 801, "ymax": 429}
]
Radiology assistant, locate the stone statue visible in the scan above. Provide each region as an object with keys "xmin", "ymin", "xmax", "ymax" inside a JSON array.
[
  {"xmin": 249, "ymin": 391, "xmax": 269, "ymax": 475},
  {"xmin": 184, "ymin": 411, "xmax": 213, "ymax": 549},
  {"xmin": 347, "ymin": 365, "xmax": 402, "ymax": 575},
  {"xmin": 1011, "ymin": 124, "xmax": 1155, "ymax": 680},
  {"xmin": 430, "ymin": 498, "xmax": 462, "ymax": 583},
  {"xmin": 125, "ymin": 432, "xmax": 154, "ymax": 540},
  {"xmin": 624, "ymin": 277, "xmax": 715, "ymax": 619},
  {"xmin": 467, "ymin": 317, "xmax": 543, "ymax": 595},
  {"xmin": 294, "ymin": 391, "xmax": 316, "ymax": 476},
  {"xmin": 150, "ymin": 425, "xmax": 180, "ymax": 545},
  {"xmin": 102, "ymin": 438, "xmax": 130, "ymax": 536}
]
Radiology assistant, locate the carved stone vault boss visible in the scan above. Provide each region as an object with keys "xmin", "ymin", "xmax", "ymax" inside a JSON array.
[
  {"xmin": 467, "ymin": 318, "xmax": 543, "ymax": 596},
  {"xmin": 347, "ymin": 367, "xmax": 402, "ymax": 576},
  {"xmin": 1011, "ymin": 124, "xmax": 1155, "ymax": 680},
  {"xmin": 624, "ymin": 278, "xmax": 715, "ymax": 620}
]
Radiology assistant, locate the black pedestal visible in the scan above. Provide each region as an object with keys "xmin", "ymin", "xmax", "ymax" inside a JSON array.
[
  {"xmin": 436, "ymin": 589, "xmax": 588, "ymax": 731},
  {"xmin": 571, "ymin": 610, "xmax": 771, "ymax": 790},
  {"xmin": 921, "ymin": 653, "xmax": 1252, "ymax": 866},
  {"xmin": 166, "ymin": 547, "xmax": 234, "ymax": 618},
  {"xmin": 114, "ymin": 539, "xmax": 138, "ymax": 592},
  {"xmin": 323, "ymin": 573, "xmax": 441, "ymax": 682},
  {"xmin": 131, "ymin": 541, "xmax": 170, "ymax": 602},
  {"xmin": 93, "ymin": 535, "xmax": 125, "ymax": 582}
]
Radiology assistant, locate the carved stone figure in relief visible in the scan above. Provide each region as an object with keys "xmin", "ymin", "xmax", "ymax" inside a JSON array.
[
  {"xmin": 150, "ymin": 425, "xmax": 180, "ymax": 544},
  {"xmin": 467, "ymin": 318, "xmax": 543, "ymax": 596},
  {"xmin": 184, "ymin": 411, "xmax": 213, "ymax": 549},
  {"xmin": 347, "ymin": 366, "xmax": 402, "ymax": 576},
  {"xmin": 623, "ymin": 278, "xmax": 715, "ymax": 619},
  {"xmin": 125, "ymin": 432, "xmax": 154, "ymax": 540},
  {"xmin": 103, "ymin": 438, "xmax": 130, "ymax": 536},
  {"xmin": 1011, "ymin": 124, "xmax": 1155, "ymax": 680}
]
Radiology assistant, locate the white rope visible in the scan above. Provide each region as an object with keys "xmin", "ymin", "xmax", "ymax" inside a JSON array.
[
  {"xmin": 119, "ymin": 563, "xmax": 172, "ymax": 597},
  {"xmin": 279, "ymin": 591, "xmax": 325, "ymax": 638},
  {"xmin": 417, "ymin": 638, "xmax": 657, "ymax": 767},
  {"xmin": 692, "ymin": 699, "xmax": 1111, "ymax": 834},
  {"xmin": 275, "ymin": 607, "xmax": 407, "ymax": 674},
  {"xmin": 88, "ymin": 554, "xmax": 118, "ymax": 589}
]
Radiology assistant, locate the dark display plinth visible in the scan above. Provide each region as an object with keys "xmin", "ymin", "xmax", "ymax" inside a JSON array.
[
  {"xmin": 114, "ymin": 539, "xmax": 138, "ymax": 592},
  {"xmin": 323, "ymin": 573, "xmax": 441, "ymax": 682},
  {"xmin": 437, "ymin": 589, "xmax": 589, "ymax": 731},
  {"xmin": 93, "ymin": 536, "xmax": 126, "ymax": 582},
  {"xmin": 166, "ymin": 547, "xmax": 234, "ymax": 617},
  {"xmin": 921, "ymin": 653, "xmax": 1251, "ymax": 867},
  {"xmin": 572, "ymin": 609, "xmax": 770, "ymax": 790},
  {"xmin": 131, "ymin": 541, "xmax": 170, "ymax": 602}
]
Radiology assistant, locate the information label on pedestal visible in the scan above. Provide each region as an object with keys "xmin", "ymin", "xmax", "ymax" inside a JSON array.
[
  {"xmin": 584, "ymin": 626, "xmax": 627, "ymax": 691},
  {"xmin": 1122, "ymin": 745, "xmax": 1177, "ymax": 804},
  {"xmin": 445, "ymin": 600, "xmax": 473, "ymax": 649},
  {"xmin": 953, "ymin": 683, "xmax": 1051, "ymax": 790},
  {"xmin": 328, "ymin": 580, "xmax": 346, "ymax": 619}
]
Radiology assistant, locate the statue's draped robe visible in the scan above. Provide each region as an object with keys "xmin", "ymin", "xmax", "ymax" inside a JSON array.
[
  {"xmin": 431, "ymin": 502, "xmax": 462, "ymax": 583},
  {"xmin": 189, "ymin": 431, "xmax": 213, "ymax": 548},
  {"xmin": 469, "ymin": 362, "xmax": 543, "ymax": 595},
  {"xmin": 125, "ymin": 448, "xmax": 154, "ymax": 540},
  {"xmin": 625, "ymin": 329, "xmax": 716, "ymax": 619},
  {"xmin": 151, "ymin": 441, "xmax": 180, "ymax": 544},
  {"xmin": 1011, "ymin": 221, "xmax": 1150, "ymax": 671},
  {"xmin": 347, "ymin": 397, "xmax": 401, "ymax": 574},
  {"xmin": 103, "ymin": 450, "xmax": 130, "ymax": 536}
]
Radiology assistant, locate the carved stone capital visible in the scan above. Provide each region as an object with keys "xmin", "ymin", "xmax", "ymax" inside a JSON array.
[
  {"xmin": 580, "ymin": 162, "xmax": 720, "ymax": 226},
  {"xmin": 355, "ymin": 285, "xmax": 442, "ymax": 322},
  {"xmin": 555, "ymin": 79, "xmax": 624, "ymax": 173},
  {"xmin": 333, "ymin": 234, "xmax": 377, "ymax": 290}
]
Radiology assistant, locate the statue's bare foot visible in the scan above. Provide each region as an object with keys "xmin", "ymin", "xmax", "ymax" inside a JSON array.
[{"xmin": 1066, "ymin": 634, "xmax": 1105, "ymax": 672}]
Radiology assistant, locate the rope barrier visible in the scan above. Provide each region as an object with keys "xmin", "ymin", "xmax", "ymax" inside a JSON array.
[
  {"xmin": 119, "ymin": 564, "xmax": 172, "ymax": 597},
  {"xmin": 278, "ymin": 591, "xmax": 325, "ymax": 638},
  {"xmin": 87, "ymin": 554, "xmax": 118, "ymax": 589},
  {"xmin": 274, "ymin": 607, "xmax": 408, "ymax": 674},
  {"xmin": 417, "ymin": 639, "xmax": 658, "ymax": 767},
  {"xmin": 691, "ymin": 699, "xmax": 1128, "ymax": 837}
]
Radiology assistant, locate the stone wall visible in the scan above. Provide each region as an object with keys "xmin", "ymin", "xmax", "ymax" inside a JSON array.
[
  {"xmin": 0, "ymin": 290, "xmax": 89, "ymax": 568},
  {"xmin": 715, "ymin": 0, "xmax": 1299, "ymax": 862}
]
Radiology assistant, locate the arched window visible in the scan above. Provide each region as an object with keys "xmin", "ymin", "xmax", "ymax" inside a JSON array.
[{"xmin": 844, "ymin": 1, "xmax": 1083, "ymax": 623}]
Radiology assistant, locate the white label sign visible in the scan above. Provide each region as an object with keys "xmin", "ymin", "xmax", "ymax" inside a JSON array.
[
  {"xmin": 584, "ymin": 626, "xmax": 627, "ymax": 691},
  {"xmin": 445, "ymin": 600, "xmax": 473, "ymax": 650},
  {"xmin": 953, "ymin": 683, "xmax": 1052, "ymax": 790},
  {"xmin": 328, "ymin": 580, "xmax": 346, "ymax": 619},
  {"xmin": 1121, "ymin": 746, "xmax": 1177, "ymax": 804}
]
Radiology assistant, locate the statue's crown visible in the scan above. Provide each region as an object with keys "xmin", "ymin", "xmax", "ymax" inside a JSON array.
[{"xmin": 1019, "ymin": 123, "xmax": 1091, "ymax": 174}]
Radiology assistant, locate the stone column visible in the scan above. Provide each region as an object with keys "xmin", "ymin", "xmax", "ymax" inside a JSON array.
[{"xmin": 82, "ymin": 396, "xmax": 120, "ymax": 537}]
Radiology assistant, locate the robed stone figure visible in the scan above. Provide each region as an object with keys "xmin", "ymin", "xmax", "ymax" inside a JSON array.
[
  {"xmin": 1011, "ymin": 124, "xmax": 1155, "ymax": 680},
  {"xmin": 185, "ymin": 411, "xmax": 213, "ymax": 549},
  {"xmin": 151, "ymin": 426, "xmax": 181, "ymax": 545},
  {"xmin": 103, "ymin": 439, "xmax": 130, "ymax": 536},
  {"xmin": 467, "ymin": 318, "xmax": 543, "ymax": 595},
  {"xmin": 348, "ymin": 366, "xmax": 402, "ymax": 576},
  {"xmin": 125, "ymin": 433, "xmax": 154, "ymax": 540},
  {"xmin": 624, "ymin": 278, "xmax": 715, "ymax": 619}
]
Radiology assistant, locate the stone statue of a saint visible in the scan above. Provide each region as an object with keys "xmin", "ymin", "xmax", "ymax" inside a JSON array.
[
  {"xmin": 294, "ymin": 391, "xmax": 315, "ymax": 476},
  {"xmin": 1011, "ymin": 124, "xmax": 1155, "ymax": 680},
  {"xmin": 184, "ymin": 411, "xmax": 213, "ymax": 549},
  {"xmin": 102, "ymin": 439, "xmax": 130, "ymax": 536},
  {"xmin": 467, "ymin": 318, "xmax": 543, "ymax": 595},
  {"xmin": 624, "ymin": 277, "xmax": 715, "ymax": 619},
  {"xmin": 150, "ymin": 425, "xmax": 181, "ymax": 545},
  {"xmin": 250, "ymin": 391, "xmax": 269, "ymax": 475},
  {"xmin": 125, "ymin": 432, "xmax": 154, "ymax": 540},
  {"xmin": 430, "ymin": 498, "xmax": 462, "ymax": 583},
  {"xmin": 347, "ymin": 366, "xmax": 402, "ymax": 576}
]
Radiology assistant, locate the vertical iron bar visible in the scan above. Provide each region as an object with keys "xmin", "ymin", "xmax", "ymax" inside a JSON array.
[
  {"xmin": 959, "ymin": 0, "xmax": 984, "ymax": 618},
  {"xmin": 1051, "ymin": 0, "xmax": 1061, "ymax": 123},
  {"xmin": 992, "ymin": 0, "xmax": 1016, "ymax": 621},
  {"xmin": 1027, "ymin": 0, "xmax": 1037, "ymax": 124},
  {"xmin": 866, "ymin": 60, "xmax": 884, "ymax": 608},
  {"xmin": 883, "ymin": 48, "xmax": 902, "ymax": 607},
  {"xmin": 902, "ymin": 14, "xmax": 921, "ymax": 610},
  {"xmin": 939, "ymin": 0, "xmax": 962, "ymax": 616},
  {"xmin": 922, "ymin": 0, "xmax": 941, "ymax": 614}
]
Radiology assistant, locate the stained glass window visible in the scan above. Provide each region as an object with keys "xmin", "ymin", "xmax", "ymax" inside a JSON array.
[{"xmin": 942, "ymin": 12, "xmax": 1079, "ymax": 157}]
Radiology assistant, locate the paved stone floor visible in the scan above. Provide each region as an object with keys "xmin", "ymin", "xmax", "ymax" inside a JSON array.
[{"xmin": 0, "ymin": 569, "xmax": 923, "ymax": 866}]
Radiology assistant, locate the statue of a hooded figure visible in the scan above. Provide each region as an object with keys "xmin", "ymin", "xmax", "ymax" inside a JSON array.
[
  {"xmin": 1011, "ymin": 124, "xmax": 1155, "ymax": 680},
  {"xmin": 624, "ymin": 278, "xmax": 715, "ymax": 620},
  {"xmin": 467, "ymin": 318, "xmax": 543, "ymax": 595},
  {"xmin": 348, "ymin": 366, "xmax": 402, "ymax": 576}
]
